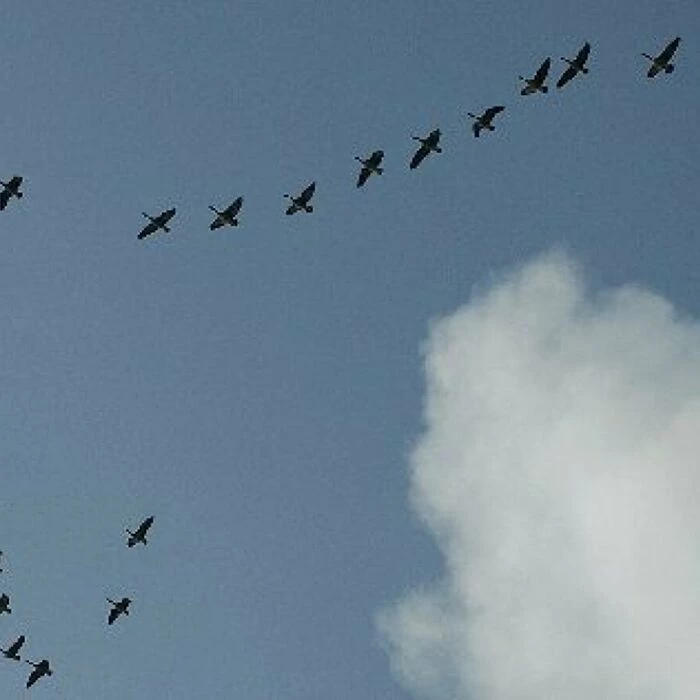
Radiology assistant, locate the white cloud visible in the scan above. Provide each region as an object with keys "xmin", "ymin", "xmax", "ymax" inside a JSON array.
[{"xmin": 379, "ymin": 252, "xmax": 700, "ymax": 700}]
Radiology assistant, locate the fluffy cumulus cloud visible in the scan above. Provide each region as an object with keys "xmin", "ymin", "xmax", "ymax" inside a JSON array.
[{"xmin": 379, "ymin": 252, "xmax": 700, "ymax": 700}]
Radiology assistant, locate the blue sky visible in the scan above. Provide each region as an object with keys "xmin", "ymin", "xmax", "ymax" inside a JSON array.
[{"xmin": 1, "ymin": 1, "xmax": 699, "ymax": 698}]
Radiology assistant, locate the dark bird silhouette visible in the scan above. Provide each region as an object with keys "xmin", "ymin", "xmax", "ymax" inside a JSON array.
[
  {"xmin": 642, "ymin": 37, "xmax": 681, "ymax": 78},
  {"xmin": 209, "ymin": 197, "xmax": 243, "ymax": 230},
  {"xmin": 557, "ymin": 42, "xmax": 591, "ymax": 89},
  {"xmin": 409, "ymin": 129, "xmax": 442, "ymax": 169},
  {"xmin": 138, "ymin": 209, "xmax": 176, "ymax": 240},
  {"xmin": 355, "ymin": 150, "xmax": 384, "ymax": 188},
  {"xmin": 126, "ymin": 516, "xmax": 154, "ymax": 547},
  {"xmin": 519, "ymin": 57, "xmax": 551, "ymax": 95},
  {"xmin": 0, "ymin": 593, "xmax": 10, "ymax": 615},
  {"xmin": 107, "ymin": 597, "xmax": 132, "ymax": 625},
  {"xmin": 467, "ymin": 106, "xmax": 506, "ymax": 138},
  {"xmin": 25, "ymin": 659, "xmax": 52, "ymax": 689},
  {"xmin": 0, "ymin": 176, "xmax": 23, "ymax": 211},
  {"xmin": 284, "ymin": 182, "xmax": 316, "ymax": 215},
  {"xmin": 1, "ymin": 635, "xmax": 25, "ymax": 661}
]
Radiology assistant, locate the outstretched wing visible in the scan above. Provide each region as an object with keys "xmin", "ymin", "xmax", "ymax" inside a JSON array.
[
  {"xmin": 426, "ymin": 130, "xmax": 441, "ymax": 147},
  {"xmin": 483, "ymin": 105, "xmax": 505, "ymax": 122},
  {"xmin": 367, "ymin": 150, "xmax": 384, "ymax": 168},
  {"xmin": 299, "ymin": 182, "xmax": 316, "ymax": 205},
  {"xmin": 410, "ymin": 144, "xmax": 429, "ymax": 169},
  {"xmin": 27, "ymin": 669, "xmax": 41, "ymax": 688},
  {"xmin": 0, "ymin": 190, "xmax": 9, "ymax": 211},
  {"xmin": 159, "ymin": 208, "xmax": 176, "ymax": 225},
  {"xmin": 356, "ymin": 167, "xmax": 371, "ymax": 188},
  {"xmin": 535, "ymin": 57, "xmax": 551, "ymax": 83},
  {"xmin": 655, "ymin": 36, "xmax": 681, "ymax": 65},
  {"xmin": 209, "ymin": 216, "xmax": 226, "ymax": 231},
  {"xmin": 108, "ymin": 608, "xmax": 119, "ymax": 625},
  {"xmin": 556, "ymin": 64, "xmax": 577, "ymax": 88},
  {"xmin": 138, "ymin": 222, "xmax": 158, "ymax": 239},
  {"xmin": 227, "ymin": 197, "xmax": 243, "ymax": 217},
  {"xmin": 576, "ymin": 42, "xmax": 591, "ymax": 66},
  {"xmin": 10, "ymin": 635, "xmax": 26, "ymax": 656},
  {"xmin": 137, "ymin": 516, "xmax": 154, "ymax": 537}
]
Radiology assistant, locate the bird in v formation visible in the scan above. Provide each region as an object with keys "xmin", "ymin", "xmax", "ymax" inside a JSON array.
[{"xmin": 1, "ymin": 37, "xmax": 681, "ymax": 241}]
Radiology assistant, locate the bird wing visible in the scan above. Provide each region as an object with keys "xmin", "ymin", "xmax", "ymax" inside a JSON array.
[
  {"xmin": 108, "ymin": 608, "xmax": 119, "ymax": 625},
  {"xmin": 409, "ymin": 144, "xmax": 429, "ymax": 169},
  {"xmin": 159, "ymin": 208, "xmax": 176, "ymax": 225},
  {"xmin": 657, "ymin": 36, "xmax": 680, "ymax": 64},
  {"xmin": 209, "ymin": 217, "xmax": 226, "ymax": 230},
  {"xmin": 139, "ymin": 516, "xmax": 154, "ymax": 535},
  {"xmin": 577, "ymin": 42, "xmax": 591, "ymax": 65},
  {"xmin": 228, "ymin": 197, "xmax": 243, "ymax": 216},
  {"xmin": 299, "ymin": 182, "xmax": 316, "ymax": 204},
  {"xmin": 556, "ymin": 64, "xmax": 576, "ymax": 88},
  {"xmin": 27, "ymin": 670, "xmax": 39, "ymax": 687},
  {"xmin": 0, "ymin": 190, "xmax": 9, "ymax": 211},
  {"xmin": 356, "ymin": 167, "xmax": 371, "ymax": 188},
  {"xmin": 484, "ymin": 105, "xmax": 505, "ymax": 122},
  {"xmin": 368, "ymin": 150, "xmax": 384, "ymax": 167},
  {"xmin": 285, "ymin": 202, "xmax": 298, "ymax": 215},
  {"xmin": 535, "ymin": 57, "xmax": 551, "ymax": 83},
  {"xmin": 138, "ymin": 222, "xmax": 158, "ymax": 239}
]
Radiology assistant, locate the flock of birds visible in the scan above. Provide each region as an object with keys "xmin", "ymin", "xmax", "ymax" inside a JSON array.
[
  {"xmin": 0, "ymin": 32, "xmax": 685, "ymax": 693},
  {"xmin": 0, "ymin": 37, "xmax": 683, "ymax": 241},
  {"xmin": 0, "ymin": 517, "xmax": 154, "ymax": 689}
]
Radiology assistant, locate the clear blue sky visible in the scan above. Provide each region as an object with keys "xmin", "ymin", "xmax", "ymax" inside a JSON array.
[{"xmin": 1, "ymin": 1, "xmax": 698, "ymax": 697}]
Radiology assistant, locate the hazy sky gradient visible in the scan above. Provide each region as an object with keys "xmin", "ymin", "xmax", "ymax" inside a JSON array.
[{"xmin": 1, "ymin": 1, "xmax": 699, "ymax": 698}]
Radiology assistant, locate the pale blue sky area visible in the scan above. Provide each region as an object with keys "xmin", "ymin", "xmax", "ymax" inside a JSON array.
[{"xmin": 1, "ymin": 1, "xmax": 699, "ymax": 697}]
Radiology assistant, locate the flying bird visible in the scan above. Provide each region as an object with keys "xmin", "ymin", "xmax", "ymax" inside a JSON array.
[
  {"xmin": 126, "ymin": 516, "xmax": 154, "ymax": 547},
  {"xmin": 1, "ymin": 635, "xmax": 26, "ymax": 661},
  {"xmin": 107, "ymin": 597, "xmax": 132, "ymax": 625},
  {"xmin": 519, "ymin": 57, "xmax": 551, "ymax": 95},
  {"xmin": 0, "ymin": 176, "xmax": 23, "ymax": 211},
  {"xmin": 25, "ymin": 659, "xmax": 52, "ymax": 689},
  {"xmin": 557, "ymin": 42, "xmax": 591, "ymax": 89},
  {"xmin": 209, "ymin": 197, "xmax": 243, "ymax": 230},
  {"xmin": 409, "ymin": 129, "xmax": 442, "ymax": 170},
  {"xmin": 642, "ymin": 37, "xmax": 681, "ymax": 78},
  {"xmin": 138, "ymin": 208, "xmax": 176, "ymax": 240},
  {"xmin": 467, "ymin": 106, "xmax": 505, "ymax": 137},
  {"xmin": 284, "ymin": 182, "xmax": 316, "ymax": 215},
  {"xmin": 355, "ymin": 150, "xmax": 384, "ymax": 188},
  {"xmin": 0, "ymin": 593, "xmax": 11, "ymax": 615}
]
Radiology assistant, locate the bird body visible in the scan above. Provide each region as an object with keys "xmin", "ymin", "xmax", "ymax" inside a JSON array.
[
  {"xmin": 1, "ymin": 635, "xmax": 25, "ymax": 661},
  {"xmin": 284, "ymin": 182, "xmax": 316, "ymax": 215},
  {"xmin": 642, "ymin": 37, "xmax": 681, "ymax": 78},
  {"xmin": 107, "ymin": 597, "xmax": 132, "ymax": 625},
  {"xmin": 557, "ymin": 42, "xmax": 591, "ymax": 88},
  {"xmin": 355, "ymin": 150, "xmax": 384, "ymax": 187},
  {"xmin": 0, "ymin": 176, "xmax": 23, "ymax": 211},
  {"xmin": 520, "ymin": 57, "xmax": 551, "ymax": 95},
  {"xmin": 467, "ymin": 106, "xmax": 505, "ymax": 137},
  {"xmin": 126, "ymin": 516, "xmax": 154, "ymax": 547},
  {"xmin": 209, "ymin": 197, "xmax": 243, "ymax": 230},
  {"xmin": 410, "ymin": 129, "xmax": 442, "ymax": 169}
]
